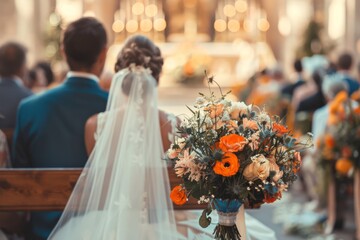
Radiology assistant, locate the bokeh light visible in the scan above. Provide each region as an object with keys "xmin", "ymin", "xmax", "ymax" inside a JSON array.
[
  {"xmin": 132, "ymin": 2, "xmax": 145, "ymax": 15},
  {"xmin": 257, "ymin": 18, "xmax": 270, "ymax": 32},
  {"xmin": 145, "ymin": 4, "xmax": 158, "ymax": 17},
  {"xmin": 140, "ymin": 19, "xmax": 153, "ymax": 32},
  {"xmin": 214, "ymin": 19, "xmax": 227, "ymax": 32},
  {"xmin": 235, "ymin": 0, "xmax": 248, "ymax": 13},
  {"xmin": 126, "ymin": 19, "xmax": 138, "ymax": 33},
  {"xmin": 112, "ymin": 20, "xmax": 125, "ymax": 33},
  {"xmin": 228, "ymin": 19, "xmax": 240, "ymax": 32},
  {"xmin": 154, "ymin": 18, "xmax": 166, "ymax": 31},
  {"xmin": 223, "ymin": 4, "xmax": 236, "ymax": 18}
]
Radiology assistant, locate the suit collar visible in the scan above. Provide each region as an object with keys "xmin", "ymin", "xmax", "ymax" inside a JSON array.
[
  {"xmin": 66, "ymin": 71, "xmax": 99, "ymax": 83},
  {"xmin": 64, "ymin": 76, "xmax": 101, "ymax": 89}
]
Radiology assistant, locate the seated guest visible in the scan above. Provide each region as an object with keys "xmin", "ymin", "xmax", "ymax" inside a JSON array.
[
  {"xmin": 12, "ymin": 17, "xmax": 108, "ymax": 240},
  {"xmin": 28, "ymin": 61, "xmax": 54, "ymax": 93},
  {"xmin": 0, "ymin": 42, "xmax": 32, "ymax": 130},
  {"xmin": 281, "ymin": 59, "xmax": 306, "ymax": 100},
  {"xmin": 336, "ymin": 52, "xmax": 359, "ymax": 95},
  {"xmin": 292, "ymin": 55, "xmax": 328, "ymax": 111},
  {"xmin": 296, "ymin": 68, "xmax": 327, "ymax": 113}
]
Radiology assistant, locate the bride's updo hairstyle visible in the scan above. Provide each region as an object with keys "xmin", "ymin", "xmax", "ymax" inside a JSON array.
[{"xmin": 115, "ymin": 35, "xmax": 164, "ymax": 84}]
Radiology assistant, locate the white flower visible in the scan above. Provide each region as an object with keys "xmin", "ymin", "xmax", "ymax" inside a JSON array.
[
  {"xmin": 222, "ymin": 111, "xmax": 230, "ymax": 121},
  {"xmin": 195, "ymin": 97, "xmax": 206, "ymax": 106},
  {"xmin": 257, "ymin": 112, "xmax": 271, "ymax": 124},
  {"xmin": 230, "ymin": 102, "xmax": 249, "ymax": 119},
  {"xmin": 174, "ymin": 149, "xmax": 205, "ymax": 182}
]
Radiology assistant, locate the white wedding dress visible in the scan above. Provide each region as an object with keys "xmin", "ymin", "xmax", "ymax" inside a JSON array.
[{"xmin": 48, "ymin": 66, "xmax": 276, "ymax": 240}]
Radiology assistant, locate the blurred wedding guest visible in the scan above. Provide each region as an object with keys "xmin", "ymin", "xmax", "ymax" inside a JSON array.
[
  {"xmin": 281, "ymin": 59, "xmax": 305, "ymax": 100},
  {"xmin": 292, "ymin": 55, "xmax": 328, "ymax": 111},
  {"xmin": 12, "ymin": 17, "xmax": 108, "ymax": 240},
  {"xmin": 0, "ymin": 42, "xmax": 32, "ymax": 129},
  {"xmin": 296, "ymin": 68, "xmax": 327, "ymax": 113},
  {"xmin": 28, "ymin": 61, "xmax": 54, "ymax": 93},
  {"xmin": 336, "ymin": 52, "xmax": 359, "ymax": 95}
]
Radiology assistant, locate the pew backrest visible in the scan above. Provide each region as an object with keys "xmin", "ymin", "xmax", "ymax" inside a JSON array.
[{"xmin": 0, "ymin": 168, "xmax": 204, "ymax": 211}]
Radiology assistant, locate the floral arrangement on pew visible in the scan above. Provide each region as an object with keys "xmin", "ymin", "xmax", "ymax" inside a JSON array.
[
  {"xmin": 318, "ymin": 90, "xmax": 360, "ymax": 176},
  {"xmin": 167, "ymin": 73, "xmax": 312, "ymax": 240}
]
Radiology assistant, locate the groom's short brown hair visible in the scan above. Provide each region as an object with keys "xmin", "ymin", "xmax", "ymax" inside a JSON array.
[{"xmin": 63, "ymin": 17, "xmax": 107, "ymax": 71}]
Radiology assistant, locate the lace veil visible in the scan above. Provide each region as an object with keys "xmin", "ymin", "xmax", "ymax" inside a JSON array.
[{"xmin": 48, "ymin": 66, "xmax": 181, "ymax": 239}]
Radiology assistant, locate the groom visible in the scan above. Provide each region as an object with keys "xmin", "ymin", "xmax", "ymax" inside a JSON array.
[{"xmin": 12, "ymin": 17, "xmax": 108, "ymax": 240}]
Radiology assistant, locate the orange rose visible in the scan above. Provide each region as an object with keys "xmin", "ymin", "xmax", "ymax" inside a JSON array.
[
  {"xmin": 272, "ymin": 123, "xmax": 288, "ymax": 137},
  {"xmin": 324, "ymin": 134, "xmax": 335, "ymax": 149},
  {"xmin": 336, "ymin": 158, "xmax": 353, "ymax": 176},
  {"xmin": 219, "ymin": 134, "xmax": 247, "ymax": 152},
  {"xmin": 170, "ymin": 185, "xmax": 187, "ymax": 205},
  {"xmin": 213, "ymin": 152, "xmax": 240, "ymax": 177}
]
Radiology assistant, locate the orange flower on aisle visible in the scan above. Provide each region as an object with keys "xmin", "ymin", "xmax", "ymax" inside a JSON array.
[
  {"xmin": 318, "ymin": 90, "xmax": 360, "ymax": 176},
  {"xmin": 324, "ymin": 134, "xmax": 335, "ymax": 149},
  {"xmin": 170, "ymin": 185, "xmax": 187, "ymax": 205},
  {"xmin": 213, "ymin": 152, "xmax": 240, "ymax": 177},
  {"xmin": 335, "ymin": 158, "xmax": 353, "ymax": 176}
]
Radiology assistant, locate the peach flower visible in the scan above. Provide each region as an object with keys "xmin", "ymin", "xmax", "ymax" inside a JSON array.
[
  {"xmin": 205, "ymin": 104, "xmax": 224, "ymax": 119},
  {"xmin": 243, "ymin": 118, "xmax": 258, "ymax": 130},
  {"xmin": 243, "ymin": 154, "xmax": 271, "ymax": 181}
]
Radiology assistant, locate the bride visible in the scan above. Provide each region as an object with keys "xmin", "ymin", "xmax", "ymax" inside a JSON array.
[{"xmin": 48, "ymin": 35, "xmax": 277, "ymax": 240}]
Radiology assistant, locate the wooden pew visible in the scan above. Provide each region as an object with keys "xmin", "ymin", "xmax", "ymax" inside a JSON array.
[{"xmin": 0, "ymin": 168, "xmax": 204, "ymax": 211}]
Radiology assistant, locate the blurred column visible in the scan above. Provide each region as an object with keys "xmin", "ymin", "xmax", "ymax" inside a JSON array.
[
  {"xmin": 345, "ymin": 0, "xmax": 360, "ymax": 61},
  {"xmin": 84, "ymin": 0, "xmax": 117, "ymax": 44},
  {"xmin": 261, "ymin": 0, "xmax": 286, "ymax": 64},
  {"xmin": 0, "ymin": 1, "xmax": 17, "ymax": 45}
]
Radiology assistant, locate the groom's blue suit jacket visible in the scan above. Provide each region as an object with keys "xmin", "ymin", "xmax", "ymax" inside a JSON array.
[{"xmin": 12, "ymin": 76, "xmax": 108, "ymax": 239}]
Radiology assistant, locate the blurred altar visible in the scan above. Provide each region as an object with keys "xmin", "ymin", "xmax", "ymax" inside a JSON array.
[{"xmin": 0, "ymin": 0, "xmax": 359, "ymax": 87}]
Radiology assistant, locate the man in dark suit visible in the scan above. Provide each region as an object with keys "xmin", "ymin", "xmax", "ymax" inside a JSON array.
[
  {"xmin": 0, "ymin": 42, "xmax": 32, "ymax": 129},
  {"xmin": 12, "ymin": 17, "xmax": 109, "ymax": 240}
]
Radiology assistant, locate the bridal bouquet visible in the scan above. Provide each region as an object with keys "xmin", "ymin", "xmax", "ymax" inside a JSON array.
[
  {"xmin": 318, "ymin": 90, "xmax": 360, "ymax": 176},
  {"xmin": 167, "ymin": 74, "xmax": 311, "ymax": 240}
]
